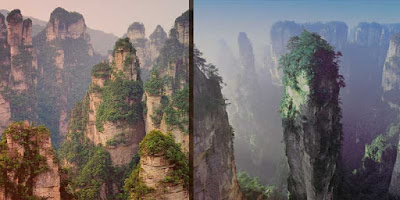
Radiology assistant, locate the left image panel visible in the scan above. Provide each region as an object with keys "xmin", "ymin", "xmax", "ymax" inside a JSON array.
[{"xmin": 0, "ymin": 0, "xmax": 189, "ymax": 199}]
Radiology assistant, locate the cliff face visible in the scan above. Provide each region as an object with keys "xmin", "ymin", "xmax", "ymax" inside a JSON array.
[
  {"xmin": 0, "ymin": 13, "xmax": 11, "ymax": 134},
  {"xmin": 85, "ymin": 40, "xmax": 145, "ymax": 166},
  {"xmin": 34, "ymin": 7, "xmax": 101, "ymax": 145},
  {"xmin": 194, "ymin": 65, "xmax": 244, "ymax": 200},
  {"xmin": 124, "ymin": 130, "xmax": 189, "ymax": 199},
  {"xmin": 126, "ymin": 22, "xmax": 167, "ymax": 81},
  {"xmin": 144, "ymin": 10, "xmax": 189, "ymax": 151},
  {"xmin": 149, "ymin": 25, "xmax": 167, "ymax": 61},
  {"xmin": 0, "ymin": 122, "xmax": 61, "ymax": 200},
  {"xmin": 280, "ymin": 31, "xmax": 344, "ymax": 200},
  {"xmin": 59, "ymin": 38, "xmax": 145, "ymax": 199},
  {"xmin": 384, "ymin": 34, "xmax": 400, "ymax": 197},
  {"xmin": 0, "ymin": 10, "xmax": 38, "ymax": 133},
  {"xmin": 129, "ymin": 10, "xmax": 189, "ymax": 200}
]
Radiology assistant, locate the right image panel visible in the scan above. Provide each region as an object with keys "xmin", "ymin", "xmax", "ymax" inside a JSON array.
[{"xmin": 194, "ymin": 1, "xmax": 400, "ymax": 200}]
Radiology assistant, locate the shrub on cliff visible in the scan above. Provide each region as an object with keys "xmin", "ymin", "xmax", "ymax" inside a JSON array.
[{"xmin": 0, "ymin": 122, "xmax": 51, "ymax": 200}]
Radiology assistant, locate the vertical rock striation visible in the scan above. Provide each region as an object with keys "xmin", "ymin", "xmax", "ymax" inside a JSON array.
[
  {"xmin": 34, "ymin": 7, "xmax": 101, "ymax": 144},
  {"xmin": 280, "ymin": 31, "xmax": 344, "ymax": 200},
  {"xmin": 126, "ymin": 22, "xmax": 167, "ymax": 81},
  {"xmin": 0, "ymin": 9, "xmax": 38, "ymax": 133},
  {"xmin": 194, "ymin": 64, "xmax": 244, "ymax": 200},
  {"xmin": 385, "ymin": 34, "xmax": 400, "ymax": 197},
  {"xmin": 129, "ymin": 10, "xmax": 190, "ymax": 200}
]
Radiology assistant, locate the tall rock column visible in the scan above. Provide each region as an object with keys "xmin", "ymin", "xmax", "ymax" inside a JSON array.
[
  {"xmin": 194, "ymin": 64, "xmax": 244, "ymax": 200},
  {"xmin": 385, "ymin": 34, "xmax": 400, "ymax": 197},
  {"xmin": 0, "ymin": 13, "xmax": 11, "ymax": 133},
  {"xmin": 0, "ymin": 10, "xmax": 38, "ymax": 128},
  {"xmin": 280, "ymin": 31, "xmax": 344, "ymax": 200}
]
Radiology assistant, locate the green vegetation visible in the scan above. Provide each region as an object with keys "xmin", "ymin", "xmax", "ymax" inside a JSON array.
[
  {"xmin": 279, "ymin": 31, "xmax": 345, "ymax": 119},
  {"xmin": 95, "ymin": 75, "xmax": 143, "ymax": 132},
  {"xmin": 172, "ymin": 85, "xmax": 189, "ymax": 114},
  {"xmin": 91, "ymin": 62, "xmax": 111, "ymax": 78},
  {"xmin": 279, "ymin": 31, "xmax": 345, "ymax": 195},
  {"xmin": 124, "ymin": 164, "xmax": 154, "ymax": 200},
  {"xmin": 50, "ymin": 7, "xmax": 83, "ymax": 26},
  {"xmin": 33, "ymin": 25, "xmax": 100, "ymax": 147},
  {"xmin": 363, "ymin": 134, "xmax": 391, "ymax": 163},
  {"xmin": 59, "ymin": 95, "xmax": 138, "ymax": 199},
  {"xmin": 113, "ymin": 38, "xmax": 136, "ymax": 55},
  {"xmin": 237, "ymin": 171, "xmax": 278, "ymax": 200},
  {"xmin": 0, "ymin": 122, "xmax": 51, "ymax": 200},
  {"xmin": 75, "ymin": 146, "xmax": 113, "ymax": 200},
  {"xmin": 144, "ymin": 69, "xmax": 164, "ymax": 96},
  {"xmin": 138, "ymin": 130, "xmax": 189, "ymax": 187},
  {"xmin": 106, "ymin": 132, "xmax": 129, "ymax": 147}
]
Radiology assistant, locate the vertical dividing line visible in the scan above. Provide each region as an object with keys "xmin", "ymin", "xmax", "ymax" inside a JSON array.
[{"xmin": 189, "ymin": 0, "xmax": 194, "ymax": 199}]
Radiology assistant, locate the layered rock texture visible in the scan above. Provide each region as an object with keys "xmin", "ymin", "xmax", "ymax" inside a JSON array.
[
  {"xmin": 144, "ymin": 10, "xmax": 189, "ymax": 151},
  {"xmin": 0, "ymin": 10, "xmax": 38, "ymax": 133},
  {"xmin": 33, "ymin": 7, "xmax": 101, "ymax": 145},
  {"xmin": 126, "ymin": 22, "xmax": 167, "ymax": 81},
  {"xmin": 124, "ymin": 130, "xmax": 189, "ymax": 199},
  {"xmin": 194, "ymin": 63, "xmax": 244, "ymax": 200},
  {"xmin": 59, "ymin": 37, "xmax": 145, "ymax": 199},
  {"xmin": 384, "ymin": 34, "xmax": 400, "ymax": 197},
  {"xmin": 280, "ymin": 31, "xmax": 344, "ymax": 200},
  {"xmin": 0, "ymin": 122, "xmax": 61, "ymax": 200},
  {"xmin": 130, "ymin": 10, "xmax": 189, "ymax": 200}
]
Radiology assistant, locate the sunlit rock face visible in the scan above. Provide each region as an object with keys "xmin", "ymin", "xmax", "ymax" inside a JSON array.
[
  {"xmin": 194, "ymin": 65, "xmax": 244, "ymax": 200},
  {"xmin": 0, "ymin": 122, "xmax": 61, "ymax": 200},
  {"xmin": 85, "ymin": 46, "xmax": 144, "ymax": 166},
  {"xmin": 280, "ymin": 32, "xmax": 343, "ymax": 200}
]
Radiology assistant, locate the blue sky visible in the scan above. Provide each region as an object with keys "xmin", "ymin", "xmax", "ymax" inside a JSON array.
[{"xmin": 195, "ymin": 0, "xmax": 400, "ymax": 64}]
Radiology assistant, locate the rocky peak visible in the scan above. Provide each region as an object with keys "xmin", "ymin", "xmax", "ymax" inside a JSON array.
[
  {"xmin": 46, "ymin": 7, "xmax": 86, "ymax": 41},
  {"xmin": 194, "ymin": 64, "xmax": 244, "ymax": 200},
  {"xmin": 238, "ymin": 32, "xmax": 255, "ymax": 70},
  {"xmin": 280, "ymin": 31, "xmax": 344, "ymax": 199},
  {"xmin": 150, "ymin": 25, "xmax": 167, "ymax": 44},
  {"xmin": 22, "ymin": 18, "xmax": 32, "ymax": 46},
  {"xmin": 127, "ymin": 22, "xmax": 145, "ymax": 40},
  {"xmin": 382, "ymin": 34, "xmax": 400, "ymax": 93},
  {"xmin": 174, "ymin": 10, "xmax": 189, "ymax": 46},
  {"xmin": 0, "ymin": 122, "xmax": 61, "ymax": 200},
  {"xmin": 6, "ymin": 9, "xmax": 24, "ymax": 54},
  {"xmin": 113, "ymin": 37, "xmax": 140, "ymax": 81}
]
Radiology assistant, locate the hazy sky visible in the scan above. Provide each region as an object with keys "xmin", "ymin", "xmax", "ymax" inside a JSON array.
[
  {"xmin": 3, "ymin": 0, "xmax": 188, "ymax": 37},
  {"xmin": 195, "ymin": 0, "xmax": 400, "ymax": 65}
]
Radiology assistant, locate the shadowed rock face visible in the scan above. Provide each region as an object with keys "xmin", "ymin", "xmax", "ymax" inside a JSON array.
[
  {"xmin": 34, "ymin": 7, "xmax": 100, "ymax": 143},
  {"xmin": 126, "ymin": 22, "xmax": 167, "ymax": 81},
  {"xmin": 194, "ymin": 64, "xmax": 244, "ymax": 200},
  {"xmin": 280, "ymin": 32, "xmax": 343, "ymax": 200},
  {"xmin": 0, "ymin": 10, "xmax": 38, "ymax": 133},
  {"xmin": 386, "ymin": 34, "xmax": 400, "ymax": 197},
  {"xmin": 46, "ymin": 7, "xmax": 86, "ymax": 41}
]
